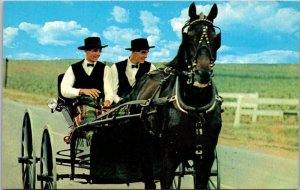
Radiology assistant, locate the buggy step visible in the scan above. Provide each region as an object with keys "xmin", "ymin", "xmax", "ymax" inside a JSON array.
[
  {"xmin": 37, "ymin": 174, "xmax": 54, "ymax": 181},
  {"xmin": 56, "ymin": 173, "xmax": 91, "ymax": 182}
]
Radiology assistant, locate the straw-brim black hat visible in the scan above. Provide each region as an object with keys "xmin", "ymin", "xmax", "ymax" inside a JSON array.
[
  {"xmin": 78, "ymin": 37, "xmax": 108, "ymax": 50},
  {"xmin": 125, "ymin": 38, "xmax": 155, "ymax": 51}
]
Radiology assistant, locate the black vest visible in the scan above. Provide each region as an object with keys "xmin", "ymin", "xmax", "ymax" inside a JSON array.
[
  {"xmin": 115, "ymin": 60, "xmax": 151, "ymax": 98},
  {"xmin": 72, "ymin": 60, "xmax": 105, "ymax": 99}
]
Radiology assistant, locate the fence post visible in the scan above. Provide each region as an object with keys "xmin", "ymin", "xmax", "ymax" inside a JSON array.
[
  {"xmin": 4, "ymin": 58, "xmax": 8, "ymax": 88},
  {"xmin": 251, "ymin": 92, "xmax": 259, "ymax": 123},
  {"xmin": 234, "ymin": 96, "xmax": 242, "ymax": 127}
]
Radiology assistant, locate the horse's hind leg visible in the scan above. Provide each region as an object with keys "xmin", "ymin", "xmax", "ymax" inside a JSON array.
[{"xmin": 142, "ymin": 160, "xmax": 156, "ymax": 189}]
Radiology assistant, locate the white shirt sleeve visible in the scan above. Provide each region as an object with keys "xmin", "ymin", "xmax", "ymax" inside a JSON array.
[
  {"xmin": 103, "ymin": 65, "xmax": 114, "ymax": 103},
  {"xmin": 110, "ymin": 64, "xmax": 122, "ymax": 103},
  {"xmin": 60, "ymin": 66, "xmax": 80, "ymax": 99}
]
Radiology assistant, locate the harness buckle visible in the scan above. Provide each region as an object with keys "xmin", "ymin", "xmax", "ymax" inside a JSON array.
[
  {"xmin": 195, "ymin": 144, "xmax": 203, "ymax": 156},
  {"xmin": 168, "ymin": 96, "xmax": 176, "ymax": 102}
]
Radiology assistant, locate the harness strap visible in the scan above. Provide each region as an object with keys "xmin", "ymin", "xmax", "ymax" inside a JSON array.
[
  {"xmin": 151, "ymin": 97, "xmax": 172, "ymax": 106},
  {"xmin": 145, "ymin": 70, "xmax": 174, "ymax": 106}
]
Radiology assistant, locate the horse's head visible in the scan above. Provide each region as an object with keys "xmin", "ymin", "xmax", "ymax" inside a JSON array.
[{"xmin": 180, "ymin": 3, "xmax": 221, "ymax": 87}]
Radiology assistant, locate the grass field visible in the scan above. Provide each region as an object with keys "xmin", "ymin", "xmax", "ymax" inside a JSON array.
[{"xmin": 2, "ymin": 59, "xmax": 299, "ymax": 159}]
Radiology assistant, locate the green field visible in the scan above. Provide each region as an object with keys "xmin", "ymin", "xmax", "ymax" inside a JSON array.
[
  {"xmin": 2, "ymin": 59, "xmax": 299, "ymax": 99},
  {"xmin": 2, "ymin": 59, "xmax": 299, "ymax": 158}
]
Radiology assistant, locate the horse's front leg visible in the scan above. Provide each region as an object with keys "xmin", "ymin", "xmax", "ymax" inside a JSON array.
[
  {"xmin": 194, "ymin": 103, "xmax": 222, "ymax": 189},
  {"xmin": 194, "ymin": 156, "xmax": 211, "ymax": 189},
  {"xmin": 160, "ymin": 148, "xmax": 179, "ymax": 189}
]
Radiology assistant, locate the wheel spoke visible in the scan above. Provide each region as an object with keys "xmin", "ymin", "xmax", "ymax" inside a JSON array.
[
  {"xmin": 44, "ymin": 181, "xmax": 54, "ymax": 189},
  {"xmin": 23, "ymin": 165, "xmax": 30, "ymax": 188},
  {"xmin": 23, "ymin": 163, "xmax": 35, "ymax": 189}
]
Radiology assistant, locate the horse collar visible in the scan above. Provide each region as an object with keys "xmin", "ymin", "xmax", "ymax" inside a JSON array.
[{"xmin": 173, "ymin": 76, "xmax": 218, "ymax": 114}]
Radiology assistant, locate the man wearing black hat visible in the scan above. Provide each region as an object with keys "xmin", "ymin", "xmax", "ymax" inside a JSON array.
[
  {"xmin": 61, "ymin": 36, "xmax": 113, "ymax": 107},
  {"xmin": 111, "ymin": 38, "xmax": 157, "ymax": 189},
  {"xmin": 111, "ymin": 38, "xmax": 156, "ymax": 103}
]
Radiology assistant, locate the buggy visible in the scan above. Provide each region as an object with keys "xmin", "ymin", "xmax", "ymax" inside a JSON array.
[{"xmin": 18, "ymin": 73, "xmax": 220, "ymax": 189}]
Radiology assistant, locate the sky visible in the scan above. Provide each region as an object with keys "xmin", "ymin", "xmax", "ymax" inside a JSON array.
[{"xmin": 2, "ymin": 1, "xmax": 300, "ymax": 64}]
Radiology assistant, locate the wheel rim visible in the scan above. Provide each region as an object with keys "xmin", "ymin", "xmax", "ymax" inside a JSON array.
[
  {"xmin": 21, "ymin": 112, "xmax": 36, "ymax": 189},
  {"xmin": 40, "ymin": 127, "xmax": 57, "ymax": 189}
]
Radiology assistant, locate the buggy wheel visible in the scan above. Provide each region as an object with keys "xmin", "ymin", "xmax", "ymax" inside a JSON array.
[
  {"xmin": 19, "ymin": 110, "xmax": 36, "ymax": 190},
  {"xmin": 39, "ymin": 125, "xmax": 57, "ymax": 189},
  {"xmin": 208, "ymin": 150, "xmax": 220, "ymax": 189},
  {"xmin": 172, "ymin": 163, "xmax": 183, "ymax": 190}
]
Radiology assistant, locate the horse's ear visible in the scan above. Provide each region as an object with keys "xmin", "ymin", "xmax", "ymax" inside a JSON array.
[
  {"xmin": 189, "ymin": 2, "xmax": 197, "ymax": 20},
  {"xmin": 207, "ymin": 3, "xmax": 218, "ymax": 21}
]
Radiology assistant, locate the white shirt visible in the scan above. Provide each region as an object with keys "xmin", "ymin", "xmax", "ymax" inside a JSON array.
[
  {"xmin": 61, "ymin": 59, "xmax": 114, "ymax": 102},
  {"xmin": 111, "ymin": 58, "xmax": 156, "ymax": 103}
]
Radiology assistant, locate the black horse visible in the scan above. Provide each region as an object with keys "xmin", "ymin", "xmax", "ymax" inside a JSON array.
[{"xmin": 120, "ymin": 2, "xmax": 223, "ymax": 189}]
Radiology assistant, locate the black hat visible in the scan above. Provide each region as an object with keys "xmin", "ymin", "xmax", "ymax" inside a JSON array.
[
  {"xmin": 125, "ymin": 38, "xmax": 155, "ymax": 51},
  {"xmin": 78, "ymin": 37, "xmax": 108, "ymax": 50}
]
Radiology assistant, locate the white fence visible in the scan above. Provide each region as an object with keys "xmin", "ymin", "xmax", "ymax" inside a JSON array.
[{"xmin": 219, "ymin": 92, "xmax": 299, "ymax": 127}]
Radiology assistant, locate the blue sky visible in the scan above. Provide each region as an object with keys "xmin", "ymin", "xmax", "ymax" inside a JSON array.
[{"xmin": 3, "ymin": 1, "xmax": 300, "ymax": 64}]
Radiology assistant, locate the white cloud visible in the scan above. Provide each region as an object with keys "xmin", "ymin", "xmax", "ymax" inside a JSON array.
[
  {"xmin": 14, "ymin": 52, "xmax": 59, "ymax": 60},
  {"xmin": 215, "ymin": 2, "xmax": 300, "ymax": 34},
  {"xmin": 149, "ymin": 41, "xmax": 179, "ymax": 62},
  {"xmin": 148, "ymin": 40, "xmax": 181, "ymax": 62},
  {"xmin": 170, "ymin": 4, "xmax": 213, "ymax": 38},
  {"xmin": 3, "ymin": 27, "xmax": 19, "ymax": 47},
  {"xmin": 217, "ymin": 50, "xmax": 299, "ymax": 64},
  {"xmin": 19, "ymin": 21, "xmax": 97, "ymax": 46},
  {"xmin": 139, "ymin": 10, "xmax": 160, "ymax": 35},
  {"xmin": 19, "ymin": 22, "xmax": 40, "ymax": 31},
  {"xmin": 170, "ymin": 2, "xmax": 300, "ymax": 37},
  {"xmin": 218, "ymin": 45, "xmax": 232, "ymax": 53},
  {"xmin": 101, "ymin": 45, "xmax": 128, "ymax": 62},
  {"xmin": 260, "ymin": 8, "xmax": 300, "ymax": 33},
  {"xmin": 161, "ymin": 40, "xmax": 181, "ymax": 51},
  {"xmin": 152, "ymin": 48, "xmax": 170, "ymax": 60},
  {"xmin": 147, "ymin": 35, "xmax": 160, "ymax": 46},
  {"xmin": 111, "ymin": 6, "xmax": 129, "ymax": 23},
  {"xmin": 103, "ymin": 26, "xmax": 141, "ymax": 43}
]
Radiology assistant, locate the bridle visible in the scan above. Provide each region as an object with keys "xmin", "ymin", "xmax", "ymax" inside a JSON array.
[
  {"xmin": 159, "ymin": 18, "xmax": 222, "ymax": 114},
  {"xmin": 181, "ymin": 18, "xmax": 221, "ymax": 85}
]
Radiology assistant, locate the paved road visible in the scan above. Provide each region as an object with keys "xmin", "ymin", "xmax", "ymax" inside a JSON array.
[{"xmin": 2, "ymin": 98, "xmax": 298, "ymax": 189}]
